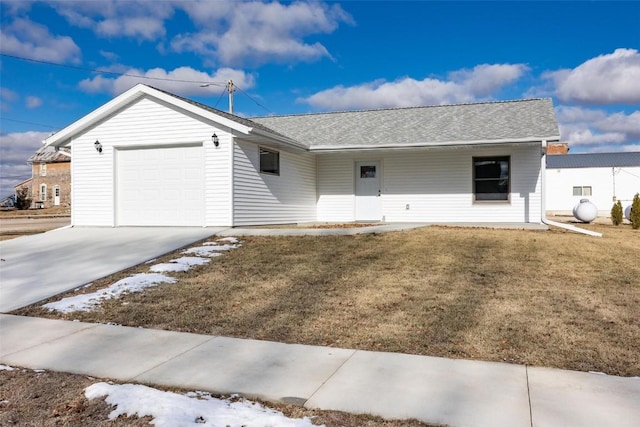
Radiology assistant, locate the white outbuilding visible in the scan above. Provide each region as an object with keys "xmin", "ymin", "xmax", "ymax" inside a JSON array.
[{"xmin": 546, "ymin": 152, "xmax": 640, "ymax": 216}]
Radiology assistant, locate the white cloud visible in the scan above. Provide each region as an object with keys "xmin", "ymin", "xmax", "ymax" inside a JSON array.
[
  {"xmin": 1, "ymin": 87, "xmax": 19, "ymax": 112},
  {"xmin": 0, "ymin": 131, "xmax": 50, "ymax": 196},
  {"xmin": 172, "ymin": 0, "xmax": 353, "ymax": 66},
  {"xmin": 48, "ymin": 0, "xmax": 351, "ymax": 66},
  {"xmin": 78, "ymin": 66, "xmax": 255, "ymax": 97},
  {"xmin": 0, "ymin": 18, "xmax": 81, "ymax": 63},
  {"xmin": 546, "ymin": 48, "xmax": 640, "ymax": 104},
  {"xmin": 54, "ymin": 1, "xmax": 174, "ymax": 41},
  {"xmin": 302, "ymin": 63, "xmax": 528, "ymax": 110},
  {"xmin": 25, "ymin": 96, "xmax": 43, "ymax": 109},
  {"xmin": 556, "ymin": 106, "xmax": 640, "ymax": 149}
]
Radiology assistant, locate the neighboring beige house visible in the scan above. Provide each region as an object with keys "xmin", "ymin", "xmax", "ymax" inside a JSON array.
[{"xmin": 14, "ymin": 145, "xmax": 71, "ymax": 208}]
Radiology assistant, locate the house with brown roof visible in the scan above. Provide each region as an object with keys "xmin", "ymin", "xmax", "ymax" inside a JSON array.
[{"xmin": 14, "ymin": 145, "xmax": 71, "ymax": 209}]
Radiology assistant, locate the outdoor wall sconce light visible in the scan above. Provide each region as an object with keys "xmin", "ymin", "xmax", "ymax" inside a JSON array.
[
  {"xmin": 212, "ymin": 133, "xmax": 219, "ymax": 147},
  {"xmin": 94, "ymin": 140, "xmax": 103, "ymax": 153}
]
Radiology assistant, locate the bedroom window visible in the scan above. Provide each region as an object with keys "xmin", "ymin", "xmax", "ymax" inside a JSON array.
[
  {"xmin": 573, "ymin": 186, "xmax": 592, "ymax": 196},
  {"xmin": 40, "ymin": 163, "xmax": 47, "ymax": 177},
  {"xmin": 473, "ymin": 156, "xmax": 510, "ymax": 201},
  {"xmin": 260, "ymin": 147, "xmax": 279, "ymax": 175}
]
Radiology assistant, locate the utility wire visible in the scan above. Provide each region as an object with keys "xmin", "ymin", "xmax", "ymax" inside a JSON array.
[
  {"xmin": 234, "ymin": 84, "xmax": 273, "ymax": 115},
  {"xmin": 0, "ymin": 53, "xmax": 226, "ymax": 85},
  {"xmin": 1, "ymin": 53, "xmax": 274, "ymax": 115},
  {"xmin": 1, "ymin": 117, "xmax": 59, "ymax": 130}
]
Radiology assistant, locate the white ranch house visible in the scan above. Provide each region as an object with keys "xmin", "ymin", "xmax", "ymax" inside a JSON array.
[
  {"xmin": 44, "ymin": 84, "xmax": 560, "ymax": 227},
  {"xmin": 546, "ymin": 152, "xmax": 640, "ymax": 216}
]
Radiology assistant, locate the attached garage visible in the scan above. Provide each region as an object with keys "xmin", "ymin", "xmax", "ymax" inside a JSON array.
[{"xmin": 116, "ymin": 145, "xmax": 204, "ymax": 226}]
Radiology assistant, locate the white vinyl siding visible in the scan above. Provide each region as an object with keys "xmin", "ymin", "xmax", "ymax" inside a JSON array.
[
  {"xmin": 71, "ymin": 136, "xmax": 114, "ymax": 226},
  {"xmin": 233, "ymin": 140, "xmax": 316, "ymax": 225},
  {"xmin": 70, "ymin": 95, "xmax": 230, "ymax": 226},
  {"xmin": 204, "ymin": 132, "xmax": 233, "ymax": 226},
  {"xmin": 317, "ymin": 144, "xmax": 542, "ymax": 223},
  {"xmin": 546, "ymin": 166, "xmax": 640, "ymax": 215},
  {"xmin": 316, "ymin": 154, "xmax": 357, "ymax": 222}
]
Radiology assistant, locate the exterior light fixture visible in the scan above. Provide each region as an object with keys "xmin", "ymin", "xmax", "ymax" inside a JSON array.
[
  {"xmin": 94, "ymin": 140, "xmax": 103, "ymax": 153},
  {"xmin": 212, "ymin": 133, "xmax": 219, "ymax": 147}
]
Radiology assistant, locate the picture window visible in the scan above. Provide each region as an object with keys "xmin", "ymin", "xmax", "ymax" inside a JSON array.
[{"xmin": 473, "ymin": 156, "xmax": 510, "ymax": 201}]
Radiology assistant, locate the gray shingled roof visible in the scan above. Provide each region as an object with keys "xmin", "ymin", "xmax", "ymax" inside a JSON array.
[
  {"xmin": 28, "ymin": 146, "xmax": 71, "ymax": 163},
  {"xmin": 148, "ymin": 85, "xmax": 292, "ymax": 140},
  {"xmin": 252, "ymin": 98, "xmax": 559, "ymax": 150},
  {"xmin": 547, "ymin": 152, "xmax": 640, "ymax": 168}
]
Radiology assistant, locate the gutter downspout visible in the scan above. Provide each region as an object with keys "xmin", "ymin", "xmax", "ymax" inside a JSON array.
[{"xmin": 540, "ymin": 139, "xmax": 602, "ymax": 237}]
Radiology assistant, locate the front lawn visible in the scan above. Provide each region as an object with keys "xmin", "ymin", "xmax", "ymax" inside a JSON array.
[{"xmin": 18, "ymin": 224, "xmax": 640, "ymax": 377}]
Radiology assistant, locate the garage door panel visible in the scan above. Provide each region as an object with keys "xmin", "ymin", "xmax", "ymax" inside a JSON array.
[{"xmin": 117, "ymin": 146, "xmax": 204, "ymax": 226}]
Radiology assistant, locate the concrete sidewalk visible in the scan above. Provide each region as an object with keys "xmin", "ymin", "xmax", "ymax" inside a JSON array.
[{"xmin": 1, "ymin": 314, "xmax": 638, "ymax": 427}]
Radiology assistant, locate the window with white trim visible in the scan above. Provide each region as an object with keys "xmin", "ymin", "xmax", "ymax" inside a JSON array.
[
  {"xmin": 473, "ymin": 156, "xmax": 510, "ymax": 201},
  {"xmin": 572, "ymin": 186, "xmax": 592, "ymax": 196},
  {"xmin": 259, "ymin": 147, "xmax": 279, "ymax": 175},
  {"xmin": 40, "ymin": 184, "xmax": 47, "ymax": 202},
  {"xmin": 40, "ymin": 163, "xmax": 47, "ymax": 177}
]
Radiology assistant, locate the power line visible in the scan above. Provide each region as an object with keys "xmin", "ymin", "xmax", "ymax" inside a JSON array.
[
  {"xmin": 1, "ymin": 117, "xmax": 59, "ymax": 130},
  {"xmin": 234, "ymin": 84, "xmax": 273, "ymax": 115},
  {"xmin": 0, "ymin": 53, "xmax": 226, "ymax": 85},
  {"xmin": 1, "ymin": 53, "xmax": 274, "ymax": 115}
]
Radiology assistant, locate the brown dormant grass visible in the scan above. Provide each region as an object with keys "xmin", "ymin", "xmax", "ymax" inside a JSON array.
[
  {"xmin": 18, "ymin": 223, "xmax": 640, "ymax": 377},
  {"xmin": 0, "ymin": 368, "xmax": 433, "ymax": 426}
]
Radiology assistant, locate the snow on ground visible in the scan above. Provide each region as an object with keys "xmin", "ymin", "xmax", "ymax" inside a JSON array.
[
  {"xmin": 43, "ymin": 238, "xmax": 242, "ymax": 313},
  {"xmin": 85, "ymin": 382, "xmax": 320, "ymax": 427},
  {"xmin": 149, "ymin": 256, "xmax": 210, "ymax": 273},
  {"xmin": 0, "ymin": 364, "xmax": 15, "ymax": 371},
  {"xmin": 43, "ymin": 273, "xmax": 176, "ymax": 313}
]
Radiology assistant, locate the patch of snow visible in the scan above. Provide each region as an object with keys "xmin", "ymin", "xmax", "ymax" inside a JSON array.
[
  {"xmin": 183, "ymin": 246, "xmax": 227, "ymax": 257},
  {"xmin": 149, "ymin": 256, "xmax": 210, "ymax": 273},
  {"xmin": 145, "ymin": 258, "xmax": 158, "ymax": 264},
  {"xmin": 43, "ymin": 273, "xmax": 176, "ymax": 314},
  {"xmin": 217, "ymin": 237, "xmax": 239, "ymax": 244},
  {"xmin": 85, "ymin": 382, "xmax": 320, "ymax": 427},
  {"xmin": 33, "ymin": 369, "xmax": 45, "ymax": 373},
  {"xmin": 0, "ymin": 364, "xmax": 14, "ymax": 371},
  {"xmin": 201, "ymin": 243, "xmax": 239, "ymax": 250}
]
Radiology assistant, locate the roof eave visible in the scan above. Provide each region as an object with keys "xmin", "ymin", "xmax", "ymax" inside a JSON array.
[{"xmin": 309, "ymin": 136, "xmax": 559, "ymax": 152}]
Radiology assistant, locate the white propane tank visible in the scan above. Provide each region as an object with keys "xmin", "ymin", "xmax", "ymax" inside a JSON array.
[
  {"xmin": 573, "ymin": 199, "xmax": 597, "ymax": 223},
  {"xmin": 625, "ymin": 205, "xmax": 632, "ymax": 221}
]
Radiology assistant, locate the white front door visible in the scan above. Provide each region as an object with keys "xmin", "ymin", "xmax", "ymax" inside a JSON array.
[
  {"xmin": 355, "ymin": 161, "xmax": 382, "ymax": 221},
  {"xmin": 53, "ymin": 186, "xmax": 60, "ymax": 206}
]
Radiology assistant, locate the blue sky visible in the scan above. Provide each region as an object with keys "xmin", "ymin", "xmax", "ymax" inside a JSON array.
[{"xmin": 1, "ymin": 0, "xmax": 639, "ymax": 196}]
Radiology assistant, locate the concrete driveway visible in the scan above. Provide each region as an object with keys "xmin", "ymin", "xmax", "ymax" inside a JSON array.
[{"xmin": 0, "ymin": 226, "xmax": 223, "ymax": 313}]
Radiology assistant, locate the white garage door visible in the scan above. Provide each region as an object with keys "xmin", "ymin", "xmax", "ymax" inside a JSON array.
[{"xmin": 117, "ymin": 145, "xmax": 204, "ymax": 226}]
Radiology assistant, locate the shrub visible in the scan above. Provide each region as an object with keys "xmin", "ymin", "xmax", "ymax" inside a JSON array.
[
  {"xmin": 610, "ymin": 200, "xmax": 623, "ymax": 226},
  {"xmin": 631, "ymin": 193, "xmax": 640, "ymax": 230},
  {"xmin": 14, "ymin": 186, "xmax": 31, "ymax": 210}
]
